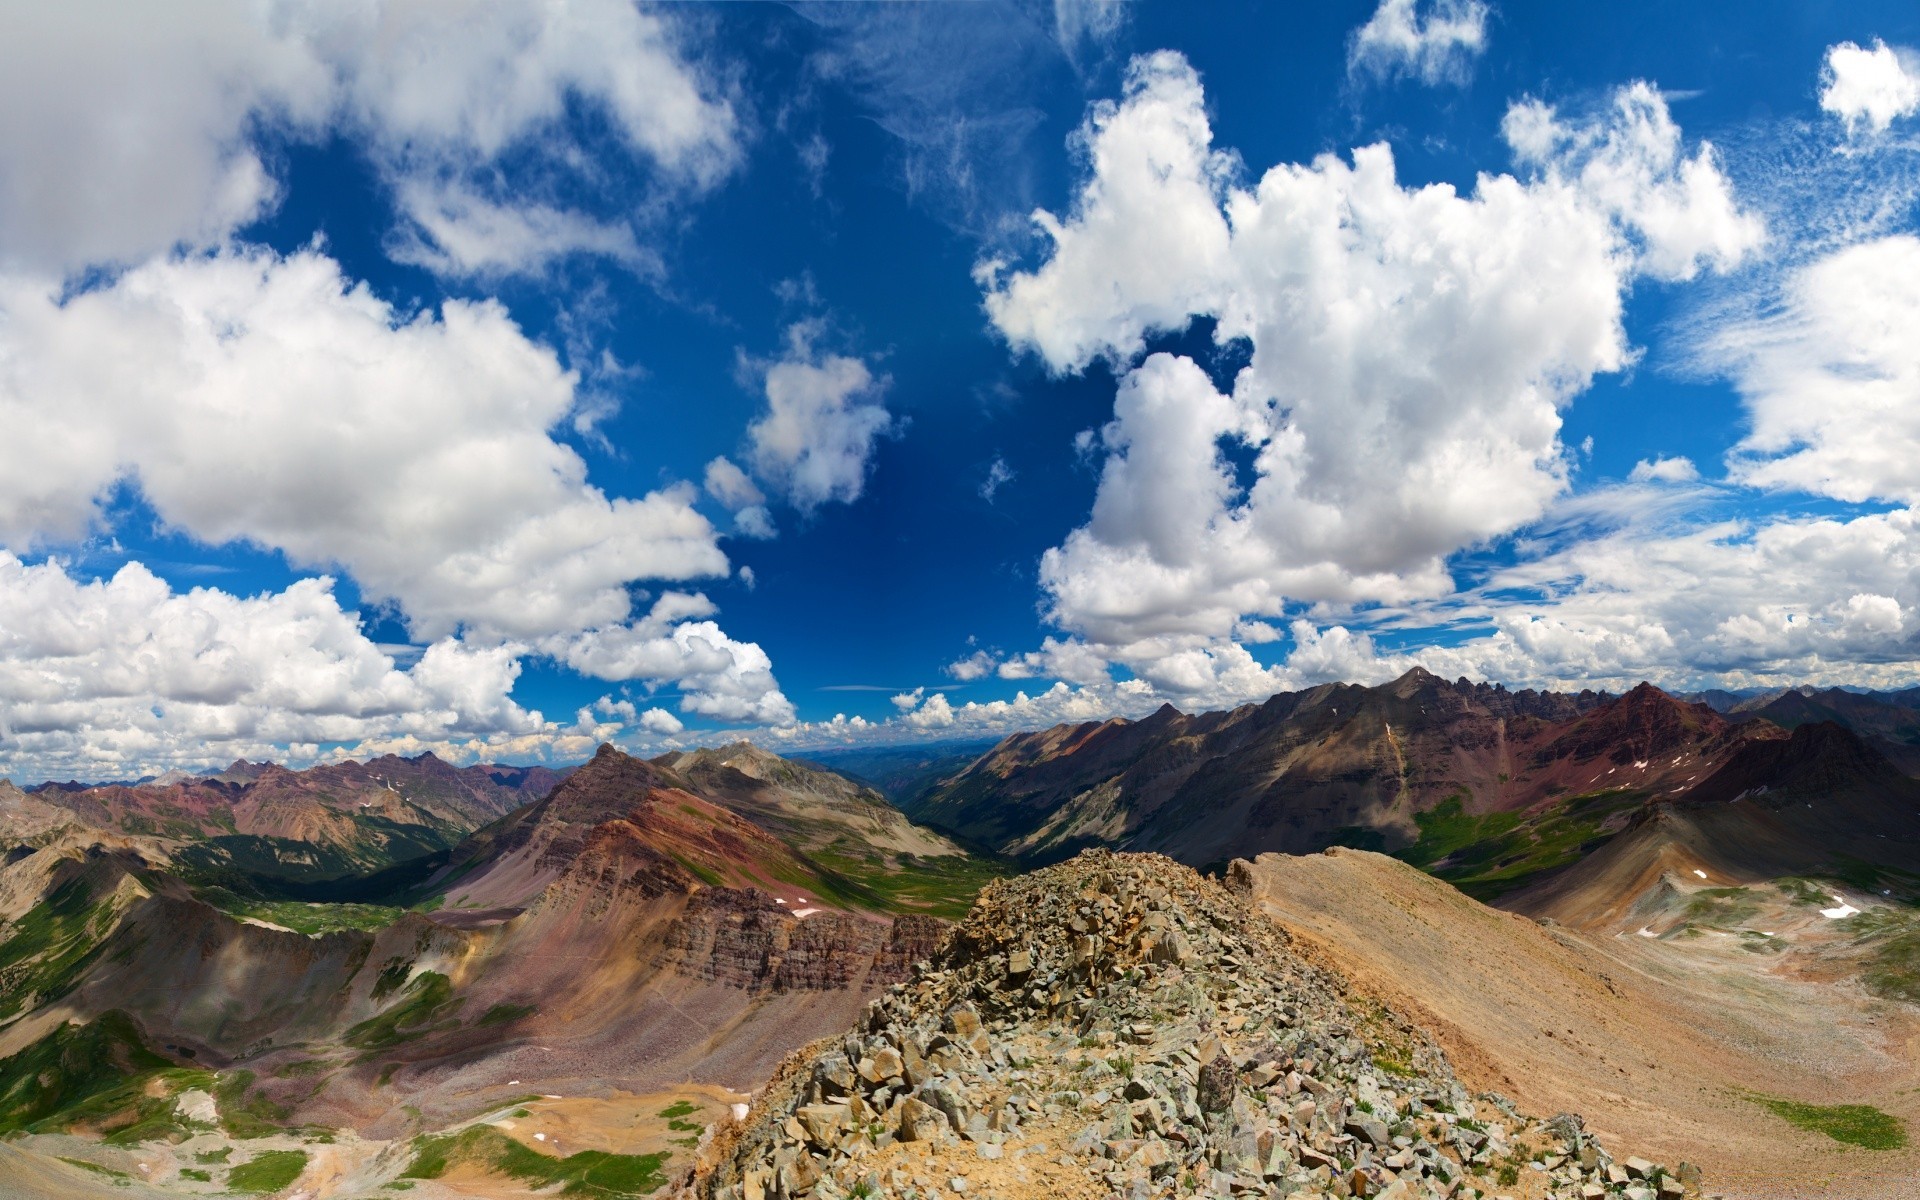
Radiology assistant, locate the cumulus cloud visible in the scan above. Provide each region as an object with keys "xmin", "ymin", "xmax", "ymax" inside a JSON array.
[
  {"xmin": 1629, "ymin": 456, "xmax": 1701, "ymax": 484},
  {"xmin": 1716, "ymin": 234, "xmax": 1920, "ymax": 504},
  {"xmin": 1503, "ymin": 83, "xmax": 1764, "ymax": 281},
  {"xmin": 745, "ymin": 323, "xmax": 896, "ymax": 512},
  {"xmin": 1348, "ymin": 0, "xmax": 1489, "ymax": 87},
  {"xmin": 704, "ymin": 456, "xmax": 776, "ymax": 540},
  {"xmin": 0, "ymin": 0, "xmax": 738, "ymax": 279},
  {"xmin": 980, "ymin": 52, "xmax": 1759, "ymax": 690},
  {"xmin": 0, "ymin": 552, "xmax": 651, "ymax": 781},
  {"xmin": 0, "ymin": 246, "xmax": 727, "ymax": 643},
  {"xmin": 946, "ymin": 651, "xmax": 998, "ymax": 682},
  {"xmin": 546, "ymin": 592, "xmax": 796, "ymax": 726},
  {"xmin": 1820, "ymin": 39, "xmax": 1920, "ymax": 135},
  {"xmin": 639, "ymin": 707, "xmax": 686, "ymax": 736}
]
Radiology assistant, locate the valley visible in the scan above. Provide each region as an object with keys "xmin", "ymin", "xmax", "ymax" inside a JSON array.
[{"xmin": 2, "ymin": 674, "xmax": 1919, "ymax": 1198}]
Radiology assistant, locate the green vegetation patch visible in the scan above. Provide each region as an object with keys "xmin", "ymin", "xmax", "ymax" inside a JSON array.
[
  {"xmin": 0, "ymin": 877, "xmax": 119, "ymax": 1021},
  {"xmin": 195, "ymin": 1147, "xmax": 233, "ymax": 1164},
  {"xmin": 227, "ymin": 1149, "xmax": 310, "ymax": 1193},
  {"xmin": 179, "ymin": 1166, "xmax": 213, "ymax": 1181},
  {"xmin": 198, "ymin": 887, "xmax": 404, "ymax": 935},
  {"xmin": 1395, "ymin": 791, "xmax": 1642, "ymax": 901},
  {"xmin": 657, "ymin": 1099, "xmax": 703, "ymax": 1134},
  {"xmin": 1841, "ymin": 908, "xmax": 1920, "ymax": 1004},
  {"xmin": 807, "ymin": 848, "xmax": 1010, "ymax": 920},
  {"xmin": 477, "ymin": 1002, "xmax": 537, "ymax": 1027},
  {"xmin": 0, "ymin": 1009, "xmax": 220, "ymax": 1144},
  {"xmin": 1776, "ymin": 877, "xmax": 1832, "ymax": 907},
  {"xmin": 401, "ymin": 1125, "xmax": 670, "ymax": 1197},
  {"xmin": 1749, "ymin": 1094, "xmax": 1908, "ymax": 1150},
  {"xmin": 214, "ymin": 1069, "xmax": 291, "ymax": 1139},
  {"xmin": 1684, "ymin": 887, "xmax": 1762, "ymax": 930},
  {"xmin": 346, "ymin": 971, "xmax": 462, "ymax": 1053}
]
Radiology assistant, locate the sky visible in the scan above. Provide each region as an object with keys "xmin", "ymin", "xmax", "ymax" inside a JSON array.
[{"xmin": 4, "ymin": 0, "xmax": 1920, "ymax": 781}]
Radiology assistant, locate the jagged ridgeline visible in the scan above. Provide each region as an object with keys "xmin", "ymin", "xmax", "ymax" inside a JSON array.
[{"xmin": 687, "ymin": 852, "xmax": 1699, "ymax": 1200}]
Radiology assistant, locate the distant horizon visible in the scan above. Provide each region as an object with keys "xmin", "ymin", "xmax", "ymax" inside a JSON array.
[{"xmin": 9, "ymin": 668, "xmax": 1911, "ymax": 789}]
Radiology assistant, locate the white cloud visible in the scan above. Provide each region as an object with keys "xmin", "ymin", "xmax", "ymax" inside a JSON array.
[
  {"xmin": 1503, "ymin": 83, "xmax": 1763, "ymax": 281},
  {"xmin": 546, "ymin": 593, "xmax": 796, "ymax": 726},
  {"xmin": 1053, "ymin": 0, "xmax": 1129, "ymax": 67},
  {"xmin": 746, "ymin": 323, "xmax": 896, "ymax": 512},
  {"xmin": 0, "ymin": 1, "xmax": 739, "ymax": 279},
  {"xmin": 639, "ymin": 707, "xmax": 686, "ymax": 736},
  {"xmin": 903, "ymin": 692, "xmax": 956, "ymax": 730},
  {"xmin": 946, "ymin": 651, "xmax": 998, "ymax": 682},
  {"xmin": 1629, "ymin": 456, "xmax": 1700, "ymax": 484},
  {"xmin": 385, "ymin": 177, "xmax": 658, "ymax": 279},
  {"xmin": 981, "ymin": 52, "xmax": 1760, "ymax": 687},
  {"xmin": 0, "ymin": 3, "xmax": 324, "ymax": 274},
  {"xmin": 996, "ymin": 636, "xmax": 1114, "ymax": 686},
  {"xmin": 891, "ymin": 687, "xmax": 926, "ymax": 712},
  {"xmin": 705, "ymin": 456, "xmax": 766, "ymax": 511},
  {"xmin": 705, "ymin": 456, "xmax": 777, "ymax": 540},
  {"xmin": 0, "ymin": 552, "xmax": 641, "ymax": 782},
  {"xmin": 1348, "ymin": 0, "xmax": 1489, "ymax": 87},
  {"xmin": 1718, "ymin": 234, "xmax": 1920, "ymax": 504},
  {"xmin": 979, "ymin": 456, "xmax": 1016, "ymax": 501},
  {"xmin": 1821, "ymin": 39, "xmax": 1920, "ymax": 135},
  {"xmin": 976, "ymin": 52, "xmax": 1236, "ymax": 376},
  {"xmin": 0, "ymin": 246, "xmax": 727, "ymax": 643}
]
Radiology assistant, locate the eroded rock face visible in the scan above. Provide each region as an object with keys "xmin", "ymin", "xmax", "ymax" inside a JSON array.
[
  {"xmin": 665, "ymin": 890, "xmax": 948, "ymax": 993},
  {"xmin": 686, "ymin": 851, "xmax": 1703, "ymax": 1200}
]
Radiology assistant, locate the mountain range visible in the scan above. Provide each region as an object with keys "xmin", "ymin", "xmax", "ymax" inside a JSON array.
[
  {"xmin": 903, "ymin": 667, "xmax": 1920, "ymax": 900},
  {"xmin": 4, "ymin": 671, "xmax": 1920, "ymax": 1198}
]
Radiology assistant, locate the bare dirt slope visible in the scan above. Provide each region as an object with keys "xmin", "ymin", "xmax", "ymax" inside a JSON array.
[{"xmin": 1246, "ymin": 848, "xmax": 1920, "ymax": 1199}]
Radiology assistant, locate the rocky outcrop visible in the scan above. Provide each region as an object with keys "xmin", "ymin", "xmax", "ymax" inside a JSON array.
[
  {"xmin": 687, "ymin": 851, "xmax": 1702, "ymax": 1200},
  {"xmin": 665, "ymin": 890, "xmax": 948, "ymax": 993}
]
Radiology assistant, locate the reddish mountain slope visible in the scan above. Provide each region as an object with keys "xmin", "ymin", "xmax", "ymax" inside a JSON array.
[
  {"xmin": 908, "ymin": 669, "xmax": 1775, "ymax": 866},
  {"xmin": 20, "ymin": 752, "xmax": 565, "ymax": 882}
]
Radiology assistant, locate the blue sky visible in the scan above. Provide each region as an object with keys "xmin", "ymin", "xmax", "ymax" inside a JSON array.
[{"xmin": 3, "ymin": 0, "xmax": 1920, "ymax": 780}]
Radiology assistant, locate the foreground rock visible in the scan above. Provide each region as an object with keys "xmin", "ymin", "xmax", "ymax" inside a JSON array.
[{"xmin": 685, "ymin": 851, "xmax": 1701, "ymax": 1200}]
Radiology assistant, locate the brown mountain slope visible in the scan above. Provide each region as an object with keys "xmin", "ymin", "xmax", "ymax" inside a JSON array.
[
  {"xmin": 23, "ymin": 752, "xmax": 565, "ymax": 885},
  {"xmin": 907, "ymin": 670, "xmax": 1772, "ymax": 867},
  {"xmin": 1246, "ymin": 848, "xmax": 1920, "ymax": 1200},
  {"xmin": 657, "ymin": 741, "xmax": 964, "ymax": 863},
  {"xmin": 1509, "ymin": 721, "xmax": 1920, "ymax": 929},
  {"xmin": 0, "ymin": 746, "xmax": 967, "ymax": 1194}
]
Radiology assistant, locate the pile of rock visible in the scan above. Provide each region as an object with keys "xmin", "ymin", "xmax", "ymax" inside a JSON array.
[{"xmin": 685, "ymin": 851, "xmax": 1703, "ymax": 1200}]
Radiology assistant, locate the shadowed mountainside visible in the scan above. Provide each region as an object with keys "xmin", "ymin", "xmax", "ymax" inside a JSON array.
[{"xmin": 907, "ymin": 669, "xmax": 1786, "ymax": 872}]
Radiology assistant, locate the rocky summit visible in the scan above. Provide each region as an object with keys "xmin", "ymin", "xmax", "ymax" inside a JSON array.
[{"xmin": 685, "ymin": 851, "xmax": 1701, "ymax": 1200}]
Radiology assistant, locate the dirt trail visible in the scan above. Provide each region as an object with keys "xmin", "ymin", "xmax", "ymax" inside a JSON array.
[{"xmin": 1247, "ymin": 848, "xmax": 1920, "ymax": 1199}]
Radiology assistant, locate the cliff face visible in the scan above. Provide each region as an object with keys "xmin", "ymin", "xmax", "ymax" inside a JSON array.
[{"xmin": 664, "ymin": 890, "xmax": 948, "ymax": 993}]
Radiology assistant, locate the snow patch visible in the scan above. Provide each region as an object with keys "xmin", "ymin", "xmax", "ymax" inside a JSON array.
[
  {"xmin": 1693, "ymin": 870, "xmax": 1707, "ymax": 880},
  {"xmin": 1821, "ymin": 896, "xmax": 1860, "ymax": 919},
  {"xmin": 731, "ymin": 1102, "xmax": 751, "ymax": 1121},
  {"xmin": 792, "ymin": 908, "xmax": 821, "ymax": 918},
  {"xmin": 1637, "ymin": 927, "xmax": 1658, "ymax": 938}
]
